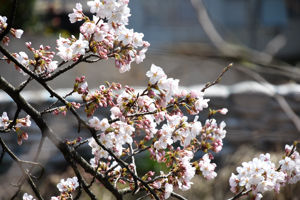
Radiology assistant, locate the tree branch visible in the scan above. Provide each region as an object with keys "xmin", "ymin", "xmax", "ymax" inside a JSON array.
[
  {"xmin": 0, "ymin": 0, "xmax": 18, "ymax": 41},
  {"xmin": 190, "ymin": 0, "xmax": 300, "ymax": 81},
  {"xmin": 0, "ymin": 75, "xmax": 124, "ymax": 199}
]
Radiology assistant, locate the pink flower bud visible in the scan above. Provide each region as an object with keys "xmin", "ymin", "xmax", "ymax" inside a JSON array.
[
  {"xmin": 26, "ymin": 42, "xmax": 32, "ymax": 49},
  {"xmin": 219, "ymin": 108, "xmax": 228, "ymax": 115},
  {"xmin": 143, "ymin": 41, "xmax": 150, "ymax": 47}
]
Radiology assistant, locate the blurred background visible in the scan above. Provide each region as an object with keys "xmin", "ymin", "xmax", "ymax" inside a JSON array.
[{"xmin": 1, "ymin": 0, "xmax": 300, "ymax": 199}]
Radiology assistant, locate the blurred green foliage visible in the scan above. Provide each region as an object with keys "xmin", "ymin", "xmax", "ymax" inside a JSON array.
[{"xmin": 0, "ymin": 0, "xmax": 37, "ymax": 30}]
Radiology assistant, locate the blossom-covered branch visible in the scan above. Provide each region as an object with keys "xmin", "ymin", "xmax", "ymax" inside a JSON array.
[{"xmin": 0, "ymin": 0, "xmax": 299, "ymax": 200}]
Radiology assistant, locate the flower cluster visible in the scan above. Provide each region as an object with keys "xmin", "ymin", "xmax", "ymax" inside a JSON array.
[
  {"xmin": 9, "ymin": 43, "xmax": 58, "ymax": 76},
  {"xmin": 75, "ymin": 80, "xmax": 122, "ymax": 117},
  {"xmin": 23, "ymin": 177, "xmax": 79, "ymax": 200},
  {"xmin": 0, "ymin": 112, "xmax": 31, "ymax": 145},
  {"xmin": 89, "ymin": 156, "xmax": 123, "ymax": 179},
  {"xmin": 0, "ymin": 15, "xmax": 23, "ymax": 45},
  {"xmin": 3, "ymin": 0, "xmax": 149, "ymax": 77},
  {"xmin": 54, "ymin": 177, "xmax": 79, "ymax": 198},
  {"xmin": 0, "ymin": 16, "xmax": 7, "ymax": 33},
  {"xmin": 82, "ymin": 63, "xmax": 227, "ymax": 199},
  {"xmin": 2, "ymin": 0, "xmax": 300, "ymax": 199},
  {"xmin": 26, "ymin": 42, "xmax": 58, "ymax": 75},
  {"xmin": 198, "ymin": 153, "xmax": 217, "ymax": 180},
  {"xmin": 279, "ymin": 145, "xmax": 300, "ymax": 184},
  {"xmin": 88, "ymin": 118, "xmax": 135, "ymax": 157},
  {"xmin": 22, "ymin": 193, "xmax": 35, "ymax": 200},
  {"xmin": 60, "ymin": 0, "xmax": 149, "ymax": 73},
  {"xmin": 157, "ymin": 150, "xmax": 196, "ymax": 199},
  {"xmin": 56, "ymin": 33, "xmax": 89, "ymax": 62},
  {"xmin": 229, "ymin": 144, "xmax": 300, "ymax": 199}
]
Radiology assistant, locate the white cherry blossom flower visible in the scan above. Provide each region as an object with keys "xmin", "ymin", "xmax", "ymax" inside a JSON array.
[
  {"xmin": 195, "ymin": 98, "xmax": 210, "ymax": 111},
  {"xmin": 87, "ymin": 0, "xmax": 103, "ymax": 15},
  {"xmin": 164, "ymin": 183, "xmax": 173, "ymax": 199},
  {"xmin": 89, "ymin": 116, "xmax": 101, "ymax": 130},
  {"xmin": 14, "ymin": 29, "xmax": 24, "ymax": 38},
  {"xmin": 146, "ymin": 64, "xmax": 166, "ymax": 84},
  {"xmin": 0, "ymin": 112, "xmax": 9, "ymax": 128},
  {"xmin": 68, "ymin": 3, "xmax": 83, "ymax": 23},
  {"xmin": 23, "ymin": 193, "xmax": 35, "ymax": 200}
]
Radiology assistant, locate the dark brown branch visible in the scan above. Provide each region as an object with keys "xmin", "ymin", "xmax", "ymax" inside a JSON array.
[
  {"xmin": 0, "ymin": 136, "xmax": 44, "ymax": 199},
  {"xmin": 170, "ymin": 192, "xmax": 188, "ymax": 200},
  {"xmin": 73, "ymin": 185, "xmax": 83, "ymax": 200},
  {"xmin": 0, "ymin": 143, "xmax": 5, "ymax": 164},
  {"xmin": 44, "ymin": 53, "xmax": 102, "ymax": 82},
  {"xmin": 43, "ymin": 55, "xmax": 84, "ymax": 82},
  {"xmin": 15, "ymin": 77, "xmax": 34, "ymax": 92},
  {"xmin": 0, "ymin": 137, "xmax": 44, "ymax": 176},
  {"xmin": 228, "ymin": 188, "xmax": 249, "ymax": 200},
  {"xmin": 25, "ymin": 171, "xmax": 44, "ymax": 200},
  {"xmin": 12, "ymin": 135, "xmax": 46, "ymax": 199},
  {"xmin": 0, "ymin": 0, "xmax": 18, "ymax": 41},
  {"xmin": 6, "ymin": 107, "xmax": 21, "ymax": 132},
  {"xmin": 0, "ymin": 75, "xmax": 124, "ymax": 199},
  {"xmin": 0, "ymin": 45, "xmax": 39, "ymax": 79},
  {"xmin": 41, "ymin": 90, "xmax": 75, "ymax": 115},
  {"xmin": 69, "ymin": 157, "xmax": 98, "ymax": 200},
  {"xmin": 1, "ymin": 40, "xmax": 119, "ymax": 198}
]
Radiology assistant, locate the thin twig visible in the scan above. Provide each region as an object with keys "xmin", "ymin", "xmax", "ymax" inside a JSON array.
[
  {"xmin": 128, "ymin": 142, "xmax": 139, "ymax": 194},
  {"xmin": 88, "ymin": 160, "xmax": 102, "ymax": 188},
  {"xmin": 136, "ymin": 193, "xmax": 150, "ymax": 200},
  {"xmin": 201, "ymin": 63, "xmax": 232, "ymax": 92},
  {"xmin": 25, "ymin": 170, "xmax": 44, "ymax": 200},
  {"xmin": 0, "ymin": 0, "xmax": 18, "ymax": 41},
  {"xmin": 0, "ymin": 76, "xmax": 123, "ymax": 199},
  {"xmin": 190, "ymin": 0, "xmax": 300, "ymax": 81},
  {"xmin": 236, "ymin": 66, "xmax": 300, "ymax": 133}
]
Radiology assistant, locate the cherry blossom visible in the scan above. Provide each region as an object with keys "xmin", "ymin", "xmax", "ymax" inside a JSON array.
[
  {"xmin": 13, "ymin": 52, "xmax": 30, "ymax": 75},
  {"xmin": 87, "ymin": 0, "xmax": 103, "ymax": 16},
  {"xmin": 61, "ymin": 0, "xmax": 149, "ymax": 73},
  {"xmin": 0, "ymin": 15, "xmax": 24, "ymax": 46},
  {"xmin": 88, "ymin": 116, "xmax": 101, "ymax": 130},
  {"xmin": 199, "ymin": 154, "xmax": 217, "ymax": 180},
  {"xmin": 57, "ymin": 177, "xmax": 79, "ymax": 192},
  {"xmin": 6, "ymin": 1, "xmax": 295, "ymax": 200},
  {"xmin": 0, "ymin": 112, "xmax": 31, "ymax": 145},
  {"xmin": 0, "ymin": 112, "xmax": 9, "ymax": 128},
  {"xmin": 71, "ymin": 34, "xmax": 89, "ymax": 55},
  {"xmin": 13, "ymin": 29, "xmax": 24, "ymax": 39},
  {"xmin": 164, "ymin": 183, "xmax": 173, "ymax": 199},
  {"xmin": 146, "ymin": 64, "xmax": 166, "ymax": 84},
  {"xmin": 0, "ymin": 15, "xmax": 7, "ymax": 32},
  {"xmin": 194, "ymin": 97, "xmax": 210, "ymax": 111},
  {"xmin": 219, "ymin": 108, "xmax": 228, "ymax": 115},
  {"xmin": 68, "ymin": 3, "xmax": 83, "ymax": 23},
  {"xmin": 118, "ymin": 28, "xmax": 134, "ymax": 45},
  {"xmin": 15, "ymin": 115, "xmax": 31, "ymax": 127},
  {"xmin": 22, "ymin": 193, "xmax": 35, "ymax": 200},
  {"xmin": 229, "ymin": 149, "xmax": 298, "ymax": 199}
]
